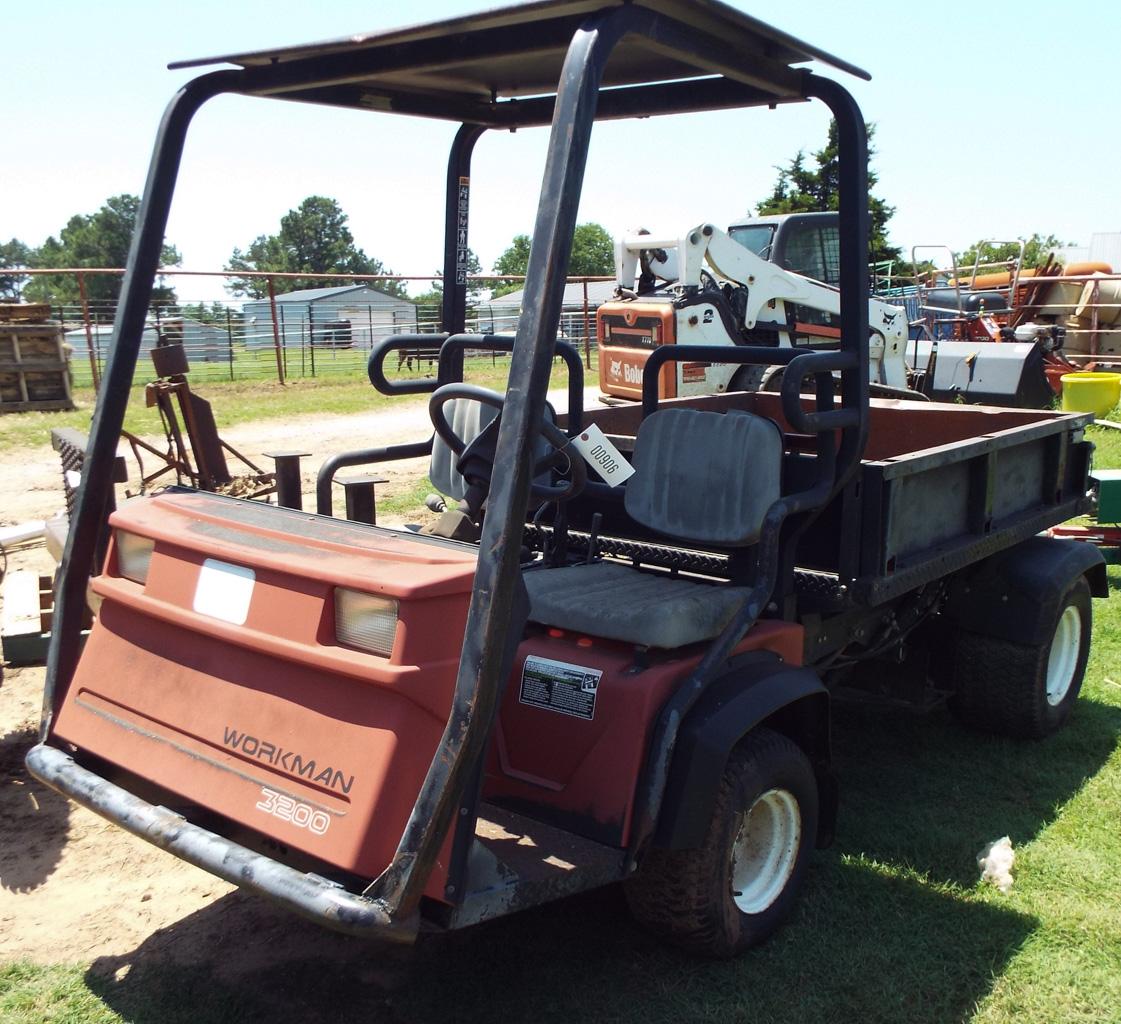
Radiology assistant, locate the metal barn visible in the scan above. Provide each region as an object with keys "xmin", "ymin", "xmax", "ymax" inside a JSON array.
[{"xmin": 241, "ymin": 284, "xmax": 418, "ymax": 350}]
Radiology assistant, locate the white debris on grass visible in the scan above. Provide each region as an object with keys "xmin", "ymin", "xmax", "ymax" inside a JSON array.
[{"xmin": 977, "ymin": 836, "xmax": 1016, "ymax": 893}]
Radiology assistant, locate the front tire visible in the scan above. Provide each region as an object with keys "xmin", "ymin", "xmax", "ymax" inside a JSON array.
[
  {"xmin": 625, "ymin": 727, "xmax": 817, "ymax": 957},
  {"xmin": 947, "ymin": 576, "xmax": 1091, "ymax": 738}
]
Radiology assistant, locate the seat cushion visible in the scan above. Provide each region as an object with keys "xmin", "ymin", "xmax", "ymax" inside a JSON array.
[
  {"xmin": 523, "ymin": 561, "xmax": 749, "ymax": 649},
  {"xmin": 429, "ymin": 399, "xmax": 557, "ymax": 501},
  {"xmin": 429, "ymin": 399, "xmax": 499, "ymax": 500},
  {"xmin": 623, "ymin": 408, "xmax": 782, "ymax": 546}
]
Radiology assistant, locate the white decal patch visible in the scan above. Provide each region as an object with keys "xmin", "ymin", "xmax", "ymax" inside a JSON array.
[{"xmin": 193, "ymin": 558, "xmax": 255, "ymax": 625}]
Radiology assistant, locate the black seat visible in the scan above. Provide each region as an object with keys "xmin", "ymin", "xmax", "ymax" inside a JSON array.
[
  {"xmin": 523, "ymin": 407, "xmax": 782, "ymax": 648},
  {"xmin": 925, "ymin": 288, "xmax": 1008, "ymax": 315}
]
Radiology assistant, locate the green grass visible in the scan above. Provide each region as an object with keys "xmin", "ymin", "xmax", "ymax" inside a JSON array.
[
  {"xmin": 1088, "ymin": 415, "xmax": 1121, "ymax": 470},
  {"xmin": 3, "ymin": 402, "xmax": 1120, "ymax": 1024},
  {"xmin": 0, "ymin": 963, "xmax": 117, "ymax": 1024},
  {"xmin": 0, "ymin": 354, "xmax": 593, "ymax": 453}
]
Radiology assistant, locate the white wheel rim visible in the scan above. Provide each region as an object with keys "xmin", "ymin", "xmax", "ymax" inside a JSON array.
[
  {"xmin": 730, "ymin": 788, "xmax": 801, "ymax": 915},
  {"xmin": 1045, "ymin": 605, "xmax": 1082, "ymax": 707}
]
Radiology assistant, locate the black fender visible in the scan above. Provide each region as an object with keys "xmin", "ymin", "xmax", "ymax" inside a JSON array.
[
  {"xmin": 653, "ymin": 652, "xmax": 836, "ymax": 851},
  {"xmin": 943, "ymin": 537, "xmax": 1108, "ymax": 646}
]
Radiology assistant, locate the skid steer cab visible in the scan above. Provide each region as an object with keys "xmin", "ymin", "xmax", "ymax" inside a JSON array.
[{"xmin": 28, "ymin": 0, "xmax": 1103, "ymax": 960}]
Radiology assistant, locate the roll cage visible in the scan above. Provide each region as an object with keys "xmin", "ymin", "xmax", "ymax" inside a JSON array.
[{"xmin": 40, "ymin": 0, "xmax": 870, "ymax": 938}]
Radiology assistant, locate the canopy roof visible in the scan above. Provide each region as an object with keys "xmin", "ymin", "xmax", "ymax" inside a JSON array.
[{"xmin": 170, "ymin": 0, "xmax": 868, "ymax": 126}]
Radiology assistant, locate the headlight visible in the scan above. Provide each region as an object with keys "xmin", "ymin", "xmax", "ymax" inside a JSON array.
[
  {"xmin": 335, "ymin": 589, "xmax": 398, "ymax": 657},
  {"xmin": 116, "ymin": 531, "xmax": 155, "ymax": 584}
]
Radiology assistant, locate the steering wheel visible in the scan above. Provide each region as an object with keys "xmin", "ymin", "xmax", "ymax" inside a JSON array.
[{"xmin": 429, "ymin": 383, "xmax": 587, "ymax": 502}]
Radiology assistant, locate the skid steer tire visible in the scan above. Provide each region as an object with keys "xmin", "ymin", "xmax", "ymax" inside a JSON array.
[
  {"xmin": 625, "ymin": 727, "xmax": 817, "ymax": 958},
  {"xmin": 727, "ymin": 365, "xmax": 766, "ymax": 393},
  {"xmin": 947, "ymin": 576, "xmax": 1091, "ymax": 739}
]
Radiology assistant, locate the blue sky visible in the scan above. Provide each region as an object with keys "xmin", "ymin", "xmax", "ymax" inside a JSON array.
[{"xmin": 4, "ymin": 0, "xmax": 1119, "ymax": 300}]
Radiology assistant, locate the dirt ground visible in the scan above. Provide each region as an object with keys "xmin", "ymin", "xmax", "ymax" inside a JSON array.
[
  {"xmin": 0, "ymin": 386, "xmax": 595, "ymax": 971},
  {"xmin": 1, "ymin": 399, "xmax": 435, "ymax": 528}
]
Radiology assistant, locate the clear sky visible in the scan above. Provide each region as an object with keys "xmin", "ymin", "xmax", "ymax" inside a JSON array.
[{"xmin": 4, "ymin": 0, "xmax": 1119, "ymax": 301}]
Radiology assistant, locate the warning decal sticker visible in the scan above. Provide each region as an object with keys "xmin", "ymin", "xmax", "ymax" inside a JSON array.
[{"xmin": 519, "ymin": 655, "xmax": 602, "ymax": 721}]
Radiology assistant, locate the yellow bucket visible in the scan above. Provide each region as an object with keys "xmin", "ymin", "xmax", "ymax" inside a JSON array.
[{"xmin": 1061, "ymin": 371, "xmax": 1121, "ymax": 417}]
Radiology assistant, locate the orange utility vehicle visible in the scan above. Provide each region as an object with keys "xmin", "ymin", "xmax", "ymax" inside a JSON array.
[{"xmin": 30, "ymin": 0, "xmax": 1106, "ymax": 957}]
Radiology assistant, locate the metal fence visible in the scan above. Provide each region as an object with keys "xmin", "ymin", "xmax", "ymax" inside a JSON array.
[{"xmin": 11, "ymin": 269, "xmax": 609, "ymax": 390}]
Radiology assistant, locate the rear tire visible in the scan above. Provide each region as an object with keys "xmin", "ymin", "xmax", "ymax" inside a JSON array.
[
  {"xmin": 947, "ymin": 576, "xmax": 1091, "ymax": 738},
  {"xmin": 625, "ymin": 727, "xmax": 817, "ymax": 957}
]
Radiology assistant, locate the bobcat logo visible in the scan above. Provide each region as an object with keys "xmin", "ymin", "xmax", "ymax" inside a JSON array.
[{"xmin": 610, "ymin": 359, "xmax": 623, "ymax": 378}]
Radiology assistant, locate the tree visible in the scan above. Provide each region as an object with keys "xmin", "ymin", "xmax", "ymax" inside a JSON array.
[
  {"xmin": 493, "ymin": 234, "xmax": 532, "ymax": 276},
  {"xmin": 491, "ymin": 223, "xmax": 614, "ymax": 296},
  {"xmin": 956, "ymin": 234, "xmax": 1069, "ymax": 273},
  {"xmin": 569, "ymin": 223, "xmax": 615, "ymax": 277},
  {"xmin": 757, "ymin": 121, "xmax": 901, "ymax": 266},
  {"xmin": 177, "ymin": 300, "xmax": 237, "ymax": 325},
  {"xmin": 412, "ymin": 248, "xmax": 483, "ymax": 308},
  {"xmin": 226, "ymin": 196, "xmax": 406, "ymax": 299},
  {"xmin": 0, "ymin": 239, "xmax": 31, "ymax": 300},
  {"xmin": 23, "ymin": 195, "xmax": 180, "ymax": 307}
]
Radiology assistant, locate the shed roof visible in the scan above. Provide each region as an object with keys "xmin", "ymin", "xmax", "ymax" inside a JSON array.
[
  {"xmin": 251, "ymin": 284, "xmax": 405, "ymax": 304},
  {"xmin": 486, "ymin": 279, "xmax": 618, "ymax": 307},
  {"xmin": 170, "ymin": 0, "xmax": 868, "ymax": 127}
]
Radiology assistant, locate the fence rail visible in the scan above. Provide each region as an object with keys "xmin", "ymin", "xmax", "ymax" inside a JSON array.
[{"xmin": 6, "ymin": 269, "xmax": 611, "ymax": 388}]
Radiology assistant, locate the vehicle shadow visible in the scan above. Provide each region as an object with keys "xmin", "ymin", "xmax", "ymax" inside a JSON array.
[
  {"xmin": 82, "ymin": 689, "xmax": 1120, "ymax": 1024},
  {"xmin": 829, "ymin": 695, "xmax": 1121, "ymax": 888},
  {"xmin": 0, "ymin": 724, "xmax": 71, "ymax": 893},
  {"xmin": 85, "ymin": 862, "xmax": 1032, "ymax": 1024}
]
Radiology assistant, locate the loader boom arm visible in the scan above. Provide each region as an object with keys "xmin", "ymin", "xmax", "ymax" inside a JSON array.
[{"xmin": 616, "ymin": 223, "xmax": 907, "ymax": 386}]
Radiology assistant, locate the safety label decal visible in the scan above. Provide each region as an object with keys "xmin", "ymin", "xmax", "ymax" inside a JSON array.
[{"xmin": 519, "ymin": 655, "xmax": 602, "ymax": 721}]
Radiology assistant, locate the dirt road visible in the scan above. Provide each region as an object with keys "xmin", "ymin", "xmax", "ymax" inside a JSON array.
[{"xmin": 0, "ymin": 384, "xmax": 601, "ymax": 526}]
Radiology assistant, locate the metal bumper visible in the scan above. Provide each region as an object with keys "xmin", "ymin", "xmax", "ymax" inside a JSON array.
[{"xmin": 25, "ymin": 743, "xmax": 417, "ymax": 942}]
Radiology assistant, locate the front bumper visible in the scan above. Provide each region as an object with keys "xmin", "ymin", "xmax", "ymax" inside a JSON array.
[{"xmin": 25, "ymin": 742, "xmax": 417, "ymax": 942}]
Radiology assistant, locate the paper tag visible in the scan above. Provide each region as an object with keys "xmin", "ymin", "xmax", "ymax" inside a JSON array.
[{"xmin": 569, "ymin": 423, "xmax": 635, "ymax": 484}]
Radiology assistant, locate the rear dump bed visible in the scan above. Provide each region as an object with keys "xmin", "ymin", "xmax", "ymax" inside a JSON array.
[{"xmin": 578, "ymin": 394, "xmax": 1095, "ymax": 602}]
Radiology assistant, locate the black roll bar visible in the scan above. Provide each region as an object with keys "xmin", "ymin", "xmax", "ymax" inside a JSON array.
[
  {"xmin": 627, "ymin": 74, "xmax": 869, "ymax": 865},
  {"xmin": 803, "ymin": 75, "xmax": 870, "ymax": 488},
  {"xmin": 365, "ymin": 332, "xmax": 585, "ymax": 426},
  {"xmin": 312, "ymin": 332, "xmax": 588, "ymax": 517},
  {"xmin": 366, "ymin": 334, "xmax": 452, "ymax": 395},
  {"xmin": 362, "ymin": 5, "xmax": 649, "ymax": 915},
  {"xmin": 441, "ymin": 125, "xmax": 487, "ymax": 341},
  {"xmin": 32, "ymin": 1, "xmax": 873, "ymax": 939},
  {"xmin": 436, "ymin": 334, "xmax": 585, "ymax": 428},
  {"xmin": 39, "ymin": 69, "xmax": 243, "ymax": 737}
]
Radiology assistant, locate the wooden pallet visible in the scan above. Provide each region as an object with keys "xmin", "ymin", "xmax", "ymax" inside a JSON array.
[
  {"xmin": 0, "ymin": 572, "xmax": 53, "ymax": 666},
  {"xmin": 0, "ymin": 303, "xmax": 51, "ymax": 323},
  {"xmin": 0, "ymin": 321, "xmax": 75, "ymax": 412},
  {"xmin": 0, "ymin": 570, "xmax": 93, "ymax": 666}
]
